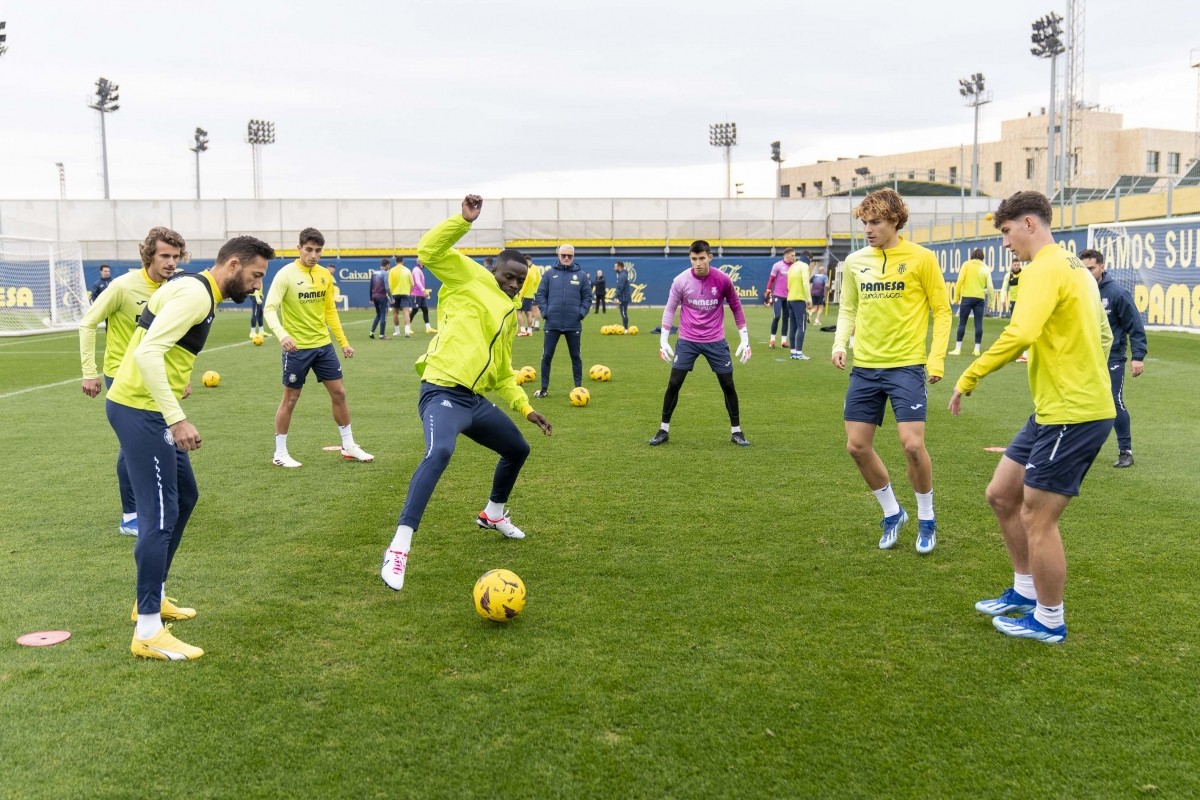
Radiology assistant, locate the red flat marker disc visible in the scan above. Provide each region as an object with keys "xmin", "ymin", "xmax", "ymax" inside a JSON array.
[
  {"xmin": 17, "ymin": 630, "xmax": 71, "ymax": 647},
  {"xmin": 983, "ymin": 447, "xmax": 1007, "ymax": 453}
]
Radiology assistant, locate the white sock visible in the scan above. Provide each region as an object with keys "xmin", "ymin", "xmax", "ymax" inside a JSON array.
[
  {"xmin": 1014, "ymin": 572, "xmax": 1036, "ymax": 600},
  {"xmin": 484, "ymin": 500, "xmax": 505, "ymax": 519},
  {"xmin": 274, "ymin": 433, "xmax": 288, "ymax": 456},
  {"xmin": 393, "ymin": 327, "xmax": 400, "ymax": 335},
  {"xmin": 389, "ymin": 524, "xmax": 413, "ymax": 554},
  {"xmin": 660, "ymin": 422, "xmax": 670, "ymax": 432},
  {"xmin": 915, "ymin": 490, "xmax": 934, "ymax": 521},
  {"xmin": 1034, "ymin": 602, "xmax": 1064, "ymax": 629},
  {"xmin": 338, "ymin": 424, "xmax": 354, "ymax": 449},
  {"xmin": 135, "ymin": 612, "xmax": 163, "ymax": 639},
  {"xmin": 871, "ymin": 483, "xmax": 901, "ymax": 517},
  {"xmin": 161, "ymin": 583, "xmax": 167, "ymax": 599},
  {"xmin": 731, "ymin": 425, "xmax": 742, "ymax": 434},
  {"xmin": 122, "ymin": 512, "xmax": 137, "ymax": 523}
]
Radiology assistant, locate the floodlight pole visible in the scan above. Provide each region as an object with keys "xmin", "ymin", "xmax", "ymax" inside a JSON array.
[
  {"xmin": 87, "ymin": 77, "xmax": 120, "ymax": 199},
  {"xmin": 709, "ymin": 122, "xmax": 738, "ymax": 198},
  {"xmin": 1032, "ymin": 14, "xmax": 1065, "ymax": 199},
  {"xmin": 959, "ymin": 73, "xmax": 992, "ymax": 197},
  {"xmin": 190, "ymin": 127, "xmax": 209, "ymax": 200},
  {"xmin": 55, "ymin": 162, "xmax": 66, "ymax": 199},
  {"xmin": 246, "ymin": 119, "xmax": 276, "ymax": 199}
]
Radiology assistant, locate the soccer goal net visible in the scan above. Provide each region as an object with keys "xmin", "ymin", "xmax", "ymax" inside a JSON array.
[{"xmin": 0, "ymin": 236, "xmax": 89, "ymax": 337}]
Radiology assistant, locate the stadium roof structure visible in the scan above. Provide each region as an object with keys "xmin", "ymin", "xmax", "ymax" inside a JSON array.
[
  {"xmin": 1173, "ymin": 160, "xmax": 1200, "ymax": 188},
  {"xmin": 1103, "ymin": 175, "xmax": 1158, "ymax": 199},
  {"xmin": 827, "ymin": 179, "xmax": 980, "ymax": 198}
]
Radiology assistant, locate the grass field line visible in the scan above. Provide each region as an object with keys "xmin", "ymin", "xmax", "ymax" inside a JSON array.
[
  {"xmin": 0, "ymin": 331, "xmax": 76, "ymax": 348},
  {"xmin": 0, "ymin": 337, "xmax": 257, "ymax": 401}
]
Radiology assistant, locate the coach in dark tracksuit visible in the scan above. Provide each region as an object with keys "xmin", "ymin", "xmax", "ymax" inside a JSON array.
[
  {"xmin": 533, "ymin": 244, "xmax": 593, "ymax": 397},
  {"xmin": 1080, "ymin": 249, "xmax": 1147, "ymax": 469},
  {"xmin": 614, "ymin": 262, "xmax": 632, "ymax": 329}
]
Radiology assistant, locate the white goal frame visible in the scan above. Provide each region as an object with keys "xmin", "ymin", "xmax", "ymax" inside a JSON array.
[{"xmin": 0, "ymin": 235, "xmax": 89, "ymax": 337}]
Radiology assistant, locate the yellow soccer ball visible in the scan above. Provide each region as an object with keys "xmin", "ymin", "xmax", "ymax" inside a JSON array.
[
  {"xmin": 473, "ymin": 569, "xmax": 526, "ymax": 622},
  {"xmin": 613, "ymin": 326, "xmax": 626, "ymax": 335},
  {"xmin": 520, "ymin": 365, "xmax": 536, "ymax": 383},
  {"xmin": 569, "ymin": 386, "xmax": 591, "ymax": 406},
  {"xmin": 201, "ymin": 370, "xmax": 220, "ymax": 388},
  {"xmin": 251, "ymin": 335, "xmax": 265, "ymax": 346},
  {"xmin": 600, "ymin": 326, "xmax": 610, "ymax": 335},
  {"xmin": 589, "ymin": 364, "xmax": 611, "ymax": 382},
  {"xmin": 627, "ymin": 325, "xmax": 639, "ymax": 336}
]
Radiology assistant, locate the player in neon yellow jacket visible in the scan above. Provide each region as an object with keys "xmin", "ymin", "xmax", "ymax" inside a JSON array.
[
  {"xmin": 107, "ymin": 236, "xmax": 271, "ymax": 661},
  {"xmin": 381, "ymin": 195, "xmax": 552, "ymax": 593},
  {"xmin": 785, "ymin": 252, "xmax": 811, "ymax": 359},
  {"xmin": 832, "ymin": 189, "xmax": 953, "ymax": 554},
  {"xmin": 79, "ymin": 226, "xmax": 187, "ymax": 536},
  {"xmin": 951, "ymin": 191, "xmax": 1115, "ymax": 644},
  {"xmin": 951, "ymin": 248, "xmax": 992, "ymax": 356},
  {"xmin": 264, "ymin": 227, "xmax": 372, "ymax": 467}
]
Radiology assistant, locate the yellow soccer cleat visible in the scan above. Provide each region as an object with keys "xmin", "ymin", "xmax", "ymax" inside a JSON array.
[
  {"xmin": 131, "ymin": 596, "xmax": 197, "ymax": 622},
  {"xmin": 130, "ymin": 626, "xmax": 204, "ymax": 661}
]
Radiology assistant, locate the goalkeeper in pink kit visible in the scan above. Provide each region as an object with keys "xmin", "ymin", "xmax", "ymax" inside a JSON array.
[{"xmin": 649, "ymin": 240, "xmax": 753, "ymax": 447}]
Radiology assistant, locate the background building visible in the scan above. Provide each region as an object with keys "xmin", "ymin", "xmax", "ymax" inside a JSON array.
[{"xmin": 780, "ymin": 109, "xmax": 1198, "ymax": 200}]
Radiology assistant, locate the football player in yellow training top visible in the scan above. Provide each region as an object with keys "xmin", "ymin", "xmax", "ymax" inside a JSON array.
[
  {"xmin": 832, "ymin": 189, "xmax": 952, "ymax": 554},
  {"xmin": 265, "ymin": 227, "xmax": 373, "ymax": 468}
]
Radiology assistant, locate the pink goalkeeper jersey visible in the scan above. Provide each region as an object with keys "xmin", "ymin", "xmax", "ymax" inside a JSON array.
[{"xmin": 661, "ymin": 267, "xmax": 746, "ymax": 344}]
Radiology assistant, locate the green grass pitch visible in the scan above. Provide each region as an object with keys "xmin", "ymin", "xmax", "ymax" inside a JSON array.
[{"xmin": 1, "ymin": 306, "xmax": 1197, "ymax": 799}]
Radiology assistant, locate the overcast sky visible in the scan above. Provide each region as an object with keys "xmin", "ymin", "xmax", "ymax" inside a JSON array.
[{"xmin": 1, "ymin": 0, "xmax": 1196, "ymax": 201}]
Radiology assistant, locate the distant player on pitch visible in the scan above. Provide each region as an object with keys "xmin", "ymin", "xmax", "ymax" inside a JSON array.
[
  {"xmin": 79, "ymin": 226, "xmax": 188, "ymax": 536},
  {"xmin": 108, "ymin": 236, "xmax": 271, "ymax": 660},
  {"xmin": 264, "ymin": 227, "xmax": 373, "ymax": 467},
  {"xmin": 951, "ymin": 191, "xmax": 1114, "ymax": 644},
  {"xmin": 381, "ymin": 195, "xmax": 552, "ymax": 592},
  {"xmin": 832, "ymin": 188, "xmax": 952, "ymax": 553},
  {"xmin": 649, "ymin": 240, "xmax": 752, "ymax": 447}
]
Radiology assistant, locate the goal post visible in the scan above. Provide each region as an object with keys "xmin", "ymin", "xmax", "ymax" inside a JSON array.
[{"xmin": 0, "ymin": 236, "xmax": 89, "ymax": 337}]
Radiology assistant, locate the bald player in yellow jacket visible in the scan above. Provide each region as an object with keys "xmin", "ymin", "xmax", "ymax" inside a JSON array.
[
  {"xmin": 107, "ymin": 236, "xmax": 271, "ymax": 660},
  {"xmin": 832, "ymin": 188, "xmax": 952, "ymax": 555},
  {"xmin": 951, "ymin": 191, "xmax": 1114, "ymax": 645},
  {"xmin": 265, "ymin": 227, "xmax": 373, "ymax": 468}
]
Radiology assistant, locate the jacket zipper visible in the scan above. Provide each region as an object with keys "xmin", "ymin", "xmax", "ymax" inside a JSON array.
[{"xmin": 471, "ymin": 306, "xmax": 515, "ymax": 390}]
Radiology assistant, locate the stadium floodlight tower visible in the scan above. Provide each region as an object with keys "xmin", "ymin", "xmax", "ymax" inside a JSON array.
[
  {"xmin": 958, "ymin": 73, "xmax": 992, "ymax": 197},
  {"xmin": 709, "ymin": 122, "xmax": 738, "ymax": 198},
  {"xmin": 1031, "ymin": 13, "xmax": 1065, "ymax": 199},
  {"xmin": 770, "ymin": 140, "xmax": 785, "ymax": 197},
  {"xmin": 246, "ymin": 119, "xmax": 276, "ymax": 199},
  {"xmin": 0, "ymin": 20, "xmax": 8, "ymax": 58},
  {"xmin": 190, "ymin": 127, "xmax": 209, "ymax": 200},
  {"xmin": 87, "ymin": 78, "xmax": 120, "ymax": 199},
  {"xmin": 55, "ymin": 162, "xmax": 66, "ymax": 199}
]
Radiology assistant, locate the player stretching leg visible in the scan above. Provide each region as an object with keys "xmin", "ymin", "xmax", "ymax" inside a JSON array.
[
  {"xmin": 80, "ymin": 227, "xmax": 188, "ymax": 536},
  {"xmin": 382, "ymin": 195, "xmax": 552, "ymax": 592},
  {"xmin": 108, "ymin": 237, "xmax": 270, "ymax": 660},
  {"xmin": 832, "ymin": 189, "xmax": 952, "ymax": 553},
  {"xmin": 953, "ymin": 192, "xmax": 1115, "ymax": 643},
  {"xmin": 264, "ymin": 227, "xmax": 373, "ymax": 467},
  {"xmin": 649, "ymin": 240, "xmax": 752, "ymax": 447}
]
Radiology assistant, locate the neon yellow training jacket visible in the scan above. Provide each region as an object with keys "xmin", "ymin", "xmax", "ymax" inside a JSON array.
[{"xmin": 415, "ymin": 215, "xmax": 532, "ymax": 417}]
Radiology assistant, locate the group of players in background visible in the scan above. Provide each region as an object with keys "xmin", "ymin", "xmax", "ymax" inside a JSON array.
[{"xmin": 78, "ymin": 187, "xmax": 1146, "ymax": 659}]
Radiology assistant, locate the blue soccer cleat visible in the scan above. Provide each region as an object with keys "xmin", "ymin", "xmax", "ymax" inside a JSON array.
[
  {"xmin": 993, "ymin": 612, "xmax": 1066, "ymax": 643},
  {"xmin": 974, "ymin": 587, "xmax": 1036, "ymax": 617},
  {"xmin": 118, "ymin": 516, "xmax": 138, "ymax": 537},
  {"xmin": 915, "ymin": 518, "xmax": 937, "ymax": 554},
  {"xmin": 878, "ymin": 507, "xmax": 909, "ymax": 550}
]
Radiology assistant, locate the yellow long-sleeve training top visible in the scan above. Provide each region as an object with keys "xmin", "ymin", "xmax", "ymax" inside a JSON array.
[
  {"xmin": 264, "ymin": 260, "xmax": 349, "ymax": 350},
  {"xmin": 416, "ymin": 215, "xmax": 532, "ymax": 417},
  {"xmin": 956, "ymin": 244, "xmax": 1115, "ymax": 425},
  {"xmin": 786, "ymin": 261, "xmax": 811, "ymax": 302},
  {"xmin": 107, "ymin": 272, "xmax": 223, "ymax": 425},
  {"xmin": 78, "ymin": 267, "xmax": 165, "ymax": 379},
  {"xmin": 833, "ymin": 237, "xmax": 953, "ymax": 378},
  {"xmin": 955, "ymin": 258, "xmax": 991, "ymax": 301}
]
